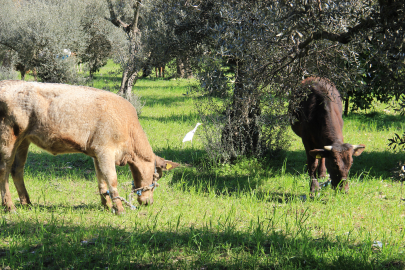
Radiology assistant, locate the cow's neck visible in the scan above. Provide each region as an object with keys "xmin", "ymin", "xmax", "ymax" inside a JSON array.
[{"xmin": 322, "ymin": 103, "xmax": 344, "ymax": 145}]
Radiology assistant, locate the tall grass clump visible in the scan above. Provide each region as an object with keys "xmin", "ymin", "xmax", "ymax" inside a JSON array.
[{"xmin": 118, "ymin": 91, "xmax": 145, "ymax": 116}]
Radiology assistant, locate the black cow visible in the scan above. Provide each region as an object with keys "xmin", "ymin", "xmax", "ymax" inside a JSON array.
[{"xmin": 291, "ymin": 77, "xmax": 365, "ymax": 193}]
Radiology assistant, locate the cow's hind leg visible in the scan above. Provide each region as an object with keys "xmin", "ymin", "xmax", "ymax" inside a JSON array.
[
  {"xmin": 0, "ymin": 160, "xmax": 14, "ymax": 212},
  {"xmin": 11, "ymin": 139, "xmax": 31, "ymax": 206},
  {"xmin": 93, "ymin": 156, "xmax": 124, "ymax": 214}
]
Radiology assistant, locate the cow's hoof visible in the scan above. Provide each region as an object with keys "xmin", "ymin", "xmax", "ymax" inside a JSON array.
[
  {"xmin": 4, "ymin": 208, "xmax": 17, "ymax": 214},
  {"xmin": 309, "ymin": 192, "xmax": 321, "ymax": 199},
  {"xmin": 19, "ymin": 204, "xmax": 32, "ymax": 210},
  {"xmin": 3, "ymin": 205, "xmax": 17, "ymax": 213},
  {"xmin": 112, "ymin": 206, "xmax": 125, "ymax": 215}
]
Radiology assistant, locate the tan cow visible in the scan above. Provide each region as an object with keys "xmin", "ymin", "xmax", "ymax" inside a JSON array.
[{"xmin": 0, "ymin": 80, "xmax": 179, "ymax": 214}]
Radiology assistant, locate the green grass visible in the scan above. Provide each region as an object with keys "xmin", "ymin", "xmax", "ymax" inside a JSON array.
[{"xmin": 2, "ymin": 62, "xmax": 405, "ymax": 269}]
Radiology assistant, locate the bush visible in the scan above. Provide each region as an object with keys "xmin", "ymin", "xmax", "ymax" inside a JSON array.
[
  {"xmin": 118, "ymin": 92, "xmax": 145, "ymax": 116},
  {"xmin": 35, "ymin": 51, "xmax": 87, "ymax": 85},
  {"xmin": 0, "ymin": 66, "xmax": 18, "ymax": 80}
]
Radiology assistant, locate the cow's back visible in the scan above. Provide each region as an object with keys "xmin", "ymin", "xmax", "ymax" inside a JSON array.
[
  {"xmin": 0, "ymin": 80, "xmax": 152, "ymax": 161},
  {"xmin": 291, "ymin": 77, "xmax": 344, "ymax": 148}
]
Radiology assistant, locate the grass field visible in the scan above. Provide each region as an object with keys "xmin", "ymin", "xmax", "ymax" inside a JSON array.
[{"xmin": 1, "ymin": 64, "xmax": 405, "ymax": 269}]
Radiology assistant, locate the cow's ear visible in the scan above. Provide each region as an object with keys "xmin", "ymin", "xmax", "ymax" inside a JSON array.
[
  {"xmin": 155, "ymin": 155, "xmax": 181, "ymax": 171},
  {"xmin": 352, "ymin": 144, "xmax": 365, "ymax": 156},
  {"xmin": 309, "ymin": 149, "xmax": 328, "ymax": 159},
  {"xmin": 162, "ymin": 160, "xmax": 181, "ymax": 170}
]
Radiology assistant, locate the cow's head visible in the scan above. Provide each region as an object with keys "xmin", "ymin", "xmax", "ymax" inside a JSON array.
[
  {"xmin": 134, "ymin": 156, "xmax": 181, "ymax": 206},
  {"xmin": 309, "ymin": 143, "xmax": 365, "ymax": 191}
]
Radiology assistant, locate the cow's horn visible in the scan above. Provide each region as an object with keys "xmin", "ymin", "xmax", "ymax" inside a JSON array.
[
  {"xmin": 352, "ymin": 145, "xmax": 365, "ymax": 150},
  {"xmin": 324, "ymin": 146, "xmax": 333, "ymax": 151}
]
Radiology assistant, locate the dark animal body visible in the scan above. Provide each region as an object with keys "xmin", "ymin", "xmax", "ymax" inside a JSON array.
[
  {"xmin": 290, "ymin": 77, "xmax": 365, "ymax": 193},
  {"xmin": 0, "ymin": 80, "xmax": 179, "ymax": 214}
]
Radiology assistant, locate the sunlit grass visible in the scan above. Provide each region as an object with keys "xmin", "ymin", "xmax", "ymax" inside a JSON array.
[{"xmin": 2, "ymin": 62, "xmax": 405, "ymax": 269}]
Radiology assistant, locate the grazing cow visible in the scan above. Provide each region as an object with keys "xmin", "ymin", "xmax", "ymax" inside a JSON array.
[
  {"xmin": 0, "ymin": 80, "xmax": 180, "ymax": 214},
  {"xmin": 290, "ymin": 77, "xmax": 365, "ymax": 193}
]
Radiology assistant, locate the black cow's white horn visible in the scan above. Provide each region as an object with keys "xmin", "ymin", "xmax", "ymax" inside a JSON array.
[
  {"xmin": 324, "ymin": 146, "xmax": 333, "ymax": 151},
  {"xmin": 352, "ymin": 144, "xmax": 365, "ymax": 150}
]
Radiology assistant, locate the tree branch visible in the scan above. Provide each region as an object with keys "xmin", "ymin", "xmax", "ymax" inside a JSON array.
[
  {"xmin": 298, "ymin": 18, "xmax": 377, "ymax": 49},
  {"xmin": 132, "ymin": 0, "xmax": 142, "ymax": 32},
  {"xmin": 105, "ymin": 0, "xmax": 130, "ymax": 30},
  {"xmin": 0, "ymin": 41, "xmax": 19, "ymax": 53}
]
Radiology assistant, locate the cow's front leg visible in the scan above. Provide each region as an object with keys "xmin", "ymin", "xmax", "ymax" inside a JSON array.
[
  {"xmin": 93, "ymin": 156, "xmax": 124, "ymax": 214},
  {"xmin": 93, "ymin": 158, "xmax": 112, "ymax": 210},
  {"xmin": 307, "ymin": 156, "xmax": 320, "ymax": 193},
  {"xmin": 317, "ymin": 158, "xmax": 327, "ymax": 179}
]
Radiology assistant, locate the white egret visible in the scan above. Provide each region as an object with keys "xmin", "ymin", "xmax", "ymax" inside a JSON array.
[{"xmin": 182, "ymin": 123, "xmax": 202, "ymax": 147}]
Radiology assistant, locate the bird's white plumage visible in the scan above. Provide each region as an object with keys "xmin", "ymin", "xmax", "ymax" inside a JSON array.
[{"xmin": 182, "ymin": 123, "xmax": 202, "ymax": 143}]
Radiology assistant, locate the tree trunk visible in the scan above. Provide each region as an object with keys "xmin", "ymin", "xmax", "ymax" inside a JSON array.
[
  {"xmin": 344, "ymin": 89, "xmax": 353, "ymax": 116},
  {"xmin": 106, "ymin": 0, "xmax": 142, "ymax": 96},
  {"xmin": 183, "ymin": 56, "xmax": 193, "ymax": 78},
  {"xmin": 344, "ymin": 95, "xmax": 349, "ymax": 116},
  {"xmin": 118, "ymin": 62, "xmax": 138, "ymax": 96},
  {"xmin": 221, "ymin": 62, "xmax": 261, "ymax": 160},
  {"xmin": 176, "ymin": 57, "xmax": 185, "ymax": 78},
  {"xmin": 176, "ymin": 55, "xmax": 193, "ymax": 79},
  {"xmin": 15, "ymin": 63, "xmax": 26, "ymax": 81}
]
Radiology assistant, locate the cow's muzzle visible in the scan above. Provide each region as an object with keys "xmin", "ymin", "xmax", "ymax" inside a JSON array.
[{"xmin": 137, "ymin": 192, "xmax": 154, "ymax": 205}]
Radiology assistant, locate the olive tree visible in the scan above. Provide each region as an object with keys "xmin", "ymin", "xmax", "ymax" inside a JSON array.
[
  {"xmin": 0, "ymin": 0, "xmax": 90, "ymax": 83},
  {"xmin": 104, "ymin": 0, "xmax": 148, "ymax": 97},
  {"xmin": 0, "ymin": 0, "xmax": 125, "ymax": 84},
  {"xmin": 156, "ymin": 0, "xmax": 404, "ymax": 161}
]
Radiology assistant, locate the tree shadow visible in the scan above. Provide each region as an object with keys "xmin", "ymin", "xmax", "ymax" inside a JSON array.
[
  {"xmin": 0, "ymin": 218, "xmax": 401, "ymax": 269},
  {"xmin": 141, "ymin": 112, "xmax": 200, "ymax": 124},
  {"xmin": 345, "ymin": 111, "xmax": 405, "ymax": 130},
  {"xmin": 270, "ymin": 148, "xmax": 405, "ymax": 180},
  {"xmin": 24, "ymin": 151, "xmax": 96, "ymax": 180},
  {"xmin": 22, "ymin": 148, "xmax": 198, "ymax": 182}
]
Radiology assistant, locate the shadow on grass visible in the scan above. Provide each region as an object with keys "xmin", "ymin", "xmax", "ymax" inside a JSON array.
[
  {"xmin": 22, "ymin": 148, "xmax": 202, "ymax": 181},
  {"xmin": 19, "ymin": 144, "xmax": 405, "ymax": 196},
  {"xmin": 24, "ymin": 151, "xmax": 96, "ymax": 180},
  {"xmin": 272, "ymin": 148, "xmax": 405, "ymax": 180},
  {"xmin": 345, "ymin": 111, "xmax": 405, "ymax": 130},
  {"xmin": 140, "ymin": 112, "xmax": 200, "ymax": 124},
  {"xmin": 140, "ymin": 95, "xmax": 191, "ymax": 107},
  {"xmin": 0, "ymin": 218, "xmax": 402, "ymax": 269}
]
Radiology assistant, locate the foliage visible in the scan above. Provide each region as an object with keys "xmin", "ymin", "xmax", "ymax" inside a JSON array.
[
  {"xmin": 0, "ymin": 0, "xmax": 85, "ymax": 82},
  {"xmin": 34, "ymin": 50, "xmax": 85, "ymax": 84},
  {"xmin": 79, "ymin": 2, "xmax": 116, "ymax": 78},
  {"xmin": 0, "ymin": 0, "xmax": 124, "ymax": 84},
  {"xmin": 81, "ymin": 33, "xmax": 112, "ymax": 78}
]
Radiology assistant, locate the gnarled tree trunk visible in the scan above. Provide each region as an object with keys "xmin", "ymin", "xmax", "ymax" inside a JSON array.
[
  {"xmin": 221, "ymin": 61, "xmax": 261, "ymax": 160},
  {"xmin": 106, "ymin": 0, "xmax": 142, "ymax": 97}
]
